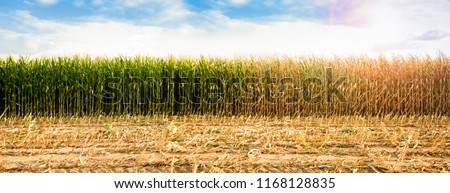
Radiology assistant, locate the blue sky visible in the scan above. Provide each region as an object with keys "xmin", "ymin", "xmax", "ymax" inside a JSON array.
[
  {"xmin": 0, "ymin": 0, "xmax": 327, "ymax": 22},
  {"xmin": 0, "ymin": 0, "xmax": 449, "ymax": 57}
]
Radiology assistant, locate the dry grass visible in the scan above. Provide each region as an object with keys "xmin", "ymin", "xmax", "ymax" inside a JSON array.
[{"xmin": 1, "ymin": 115, "xmax": 449, "ymax": 173}]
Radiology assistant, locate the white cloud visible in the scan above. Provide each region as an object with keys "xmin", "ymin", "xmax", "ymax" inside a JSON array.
[
  {"xmin": 0, "ymin": 29, "xmax": 33, "ymax": 54},
  {"xmin": 228, "ymin": 0, "xmax": 251, "ymax": 6},
  {"xmin": 36, "ymin": 0, "xmax": 58, "ymax": 5},
  {"xmin": 415, "ymin": 30, "xmax": 449, "ymax": 41},
  {"xmin": 92, "ymin": 0, "xmax": 103, "ymax": 5},
  {"xmin": 0, "ymin": 0, "xmax": 449, "ymax": 58},
  {"xmin": 153, "ymin": 0, "xmax": 194, "ymax": 22},
  {"xmin": 121, "ymin": 0, "xmax": 150, "ymax": 7},
  {"xmin": 74, "ymin": 0, "xmax": 84, "ymax": 7},
  {"xmin": 98, "ymin": 0, "xmax": 194, "ymax": 24},
  {"xmin": 214, "ymin": 0, "xmax": 252, "ymax": 7}
]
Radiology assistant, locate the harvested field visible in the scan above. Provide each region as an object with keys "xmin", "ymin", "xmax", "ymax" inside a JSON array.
[
  {"xmin": 1, "ymin": 56, "xmax": 450, "ymax": 173},
  {"xmin": 1, "ymin": 115, "xmax": 449, "ymax": 173}
]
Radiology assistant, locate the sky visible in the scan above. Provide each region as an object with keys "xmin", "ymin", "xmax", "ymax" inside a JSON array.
[{"xmin": 0, "ymin": 0, "xmax": 449, "ymax": 58}]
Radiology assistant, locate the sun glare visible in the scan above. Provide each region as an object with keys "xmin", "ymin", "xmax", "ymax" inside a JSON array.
[{"xmin": 365, "ymin": 2, "xmax": 405, "ymax": 42}]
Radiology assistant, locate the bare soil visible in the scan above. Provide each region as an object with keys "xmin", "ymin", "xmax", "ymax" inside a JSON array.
[{"xmin": 1, "ymin": 115, "xmax": 449, "ymax": 173}]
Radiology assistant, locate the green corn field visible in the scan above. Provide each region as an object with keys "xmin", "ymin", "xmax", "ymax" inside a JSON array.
[{"xmin": 0, "ymin": 55, "xmax": 449, "ymax": 117}]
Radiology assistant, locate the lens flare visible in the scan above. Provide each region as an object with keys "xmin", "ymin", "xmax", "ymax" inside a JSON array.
[{"xmin": 328, "ymin": 0, "xmax": 337, "ymax": 24}]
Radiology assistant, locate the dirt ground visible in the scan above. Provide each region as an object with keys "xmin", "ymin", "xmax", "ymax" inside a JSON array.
[{"xmin": 1, "ymin": 115, "xmax": 449, "ymax": 173}]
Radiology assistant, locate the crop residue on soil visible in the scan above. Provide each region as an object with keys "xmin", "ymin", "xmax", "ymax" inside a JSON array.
[{"xmin": 1, "ymin": 115, "xmax": 449, "ymax": 173}]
